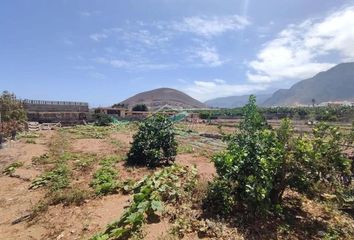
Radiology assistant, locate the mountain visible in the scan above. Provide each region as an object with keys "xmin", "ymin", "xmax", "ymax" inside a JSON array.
[
  {"xmin": 119, "ymin": 88, "xmax": 207, "ymax": 110},
  {"xmin": 264, "ymin": 62, "xmax": 354, "ymax": 106},
  {"xmin": 205, "ymin": 94, "xmax": 272, "ymax": 108}
]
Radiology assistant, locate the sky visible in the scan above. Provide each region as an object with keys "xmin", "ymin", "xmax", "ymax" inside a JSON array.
[{"xmin": 1, "ymin": 0, "xmax": 354, "ymax": 106}]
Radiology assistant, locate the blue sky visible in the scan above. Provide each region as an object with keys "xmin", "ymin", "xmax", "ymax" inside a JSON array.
[{"xmin": 1, "ymin": 0, "xmax": 354, "ymax": 106}]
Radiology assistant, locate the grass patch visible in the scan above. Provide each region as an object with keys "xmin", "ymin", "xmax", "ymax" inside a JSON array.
[
  {"xmin": 2, "ymin": 161, "xmax": 24, "ymax": 175},
  {"xmin": 30, "ymin": 164, "xmax": 70, "ymax": 192}
]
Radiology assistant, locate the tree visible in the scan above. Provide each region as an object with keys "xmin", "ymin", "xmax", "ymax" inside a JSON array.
[
  {"xmin": 127, "ymin": 114, "xmax": 177, "ymax": 167},
  {"xmin": 0, "ymin": 91, "xmax": 26, "ymax": 122},
  {"xmin": 132, "ymin": 104, "xmax": 148, "ymax": 112}
]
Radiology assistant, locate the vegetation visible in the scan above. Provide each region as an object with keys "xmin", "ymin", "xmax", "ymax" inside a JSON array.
[
  {"xmin": 2, "ymin": 161, "xmax": 24, "ymax": 175},
  {"xmin": 91, "ymin": 156, "xmax": 120, "ymax": 195},
  {"xmin": 91, "ymin": 165, "xmax": 197, "ymax": 240},
  {"xmin": 205, "ymin": 95, "xmax": 353, "ymax": 216},
  {"xmin": 94, "ymin": 113, "xmax": 113, "ymax": 126},
  {"xmin": 132, "ymin": 104, "xmax": 148, "ymax": 112},
  {"xmin": 30, "ymin": 164, "xmax": 70, "ymax": 192},
  {"xmin": 0, "ymin": 91, "xmax": 27, "ymax": 122},
  {"xmin": 0, "ymin": 91, "xmax": 27, "ymax": 137},
  {"xmin": 127, "ymin": 114, "xmax": 177, "ymax": 167},
  {"xmin": 197, "ymin": 105, "xmax": 354, "ymax": 122}
]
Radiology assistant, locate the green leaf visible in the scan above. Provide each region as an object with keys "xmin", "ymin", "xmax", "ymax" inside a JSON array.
[{"xmin": 151, "ymin": 200, "xmax": 164, "ymax": 213}]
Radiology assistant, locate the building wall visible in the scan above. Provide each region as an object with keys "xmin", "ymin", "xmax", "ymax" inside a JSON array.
[{"xmin": 23, "ymin": 99, "xmax": 89, "ymax": 113}]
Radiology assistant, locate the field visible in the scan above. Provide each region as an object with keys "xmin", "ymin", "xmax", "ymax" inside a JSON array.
[{"xmin": 1, "ymin": 121, "xmax": 354, "ymax": 240}]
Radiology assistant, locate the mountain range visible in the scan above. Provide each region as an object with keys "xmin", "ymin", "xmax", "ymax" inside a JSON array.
[
  {"xmin": 116, "ymin": 63, "xmax": 354, "ymax": 110},
  {"xmin": 263, "ymin": 62, "xmax": 354, "ymax": 106},
  {"xmin": 206, "ymin": 62, "xmax": 354, "ymax": 108}
]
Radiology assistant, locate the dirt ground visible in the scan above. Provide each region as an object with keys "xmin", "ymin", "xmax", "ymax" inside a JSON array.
[
  {"xmin": 0, "ymin": 125, "xmax": 218, "ymax": 240},
  {"xmin": 0, "ymin": 123, "xmax": 353, "ymax": 240}
]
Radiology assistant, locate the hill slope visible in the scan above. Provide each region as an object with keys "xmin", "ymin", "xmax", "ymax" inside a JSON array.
[
  {"xmin": 119, "ymin": 88, "xmax": 207, "ymax": 110},
  {"xmin": 264, "ymin": 62, "xmax": 354, "ymax": 106},
  {"xmin": 205, "ymin": 94, "xmax": 272, "ymax": 108}
]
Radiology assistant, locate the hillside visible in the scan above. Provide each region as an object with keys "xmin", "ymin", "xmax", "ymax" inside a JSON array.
[
  {"xmin": 264, "ymin": 62, "xmax": 354, "ymax": 106},
  {"xmin": 119, "ymin": 88, "xmax": 207, "ymax": 110},
  {"xmin": 205, "ymin": 94, "xmax": 271, "ymax": 108}
]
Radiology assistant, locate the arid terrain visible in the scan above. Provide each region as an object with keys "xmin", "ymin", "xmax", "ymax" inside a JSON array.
[{"xmin": 1, "ymin": 122, "xmax": 353, "ymax": 240}]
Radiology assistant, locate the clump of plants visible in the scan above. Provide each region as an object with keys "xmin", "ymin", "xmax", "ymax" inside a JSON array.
[
  {"xmin": 2, "ymin": 161, "xmax": 24, "ymax": 175},
  {"xmin": 127, "ymin": 114, "xmax": 177, "ymax": 167},
  {"xmin": 94, "ymin": 113, "xmax": 113, "ymax": 126},
  {"xmin": 204, "ymin": 95, "xmax": 352, "ymax": 216},
  {"xmin": 91, "ymin": 165, "xmax": 197, "ymax": 240},
  {"xmin": 90, "ymin": 156, "xmax": 120, "ymax": 195},
  {"xmin": 30, "ymin": 164, "xmax": 70, "ymax": 192}
]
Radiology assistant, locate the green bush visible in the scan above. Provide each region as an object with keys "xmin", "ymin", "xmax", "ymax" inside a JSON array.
[
  {"xmin": 206, "ymin": 95, "xmax": 352, "ymax": 215},
  {"xmin": 203, "ymin": 179, "xmax": 235, "ymax": 216},
  {"xmin": 94, "ymin": 113, "xmax": 113, "ymax": 126},
  {"xmin": 127, "ymin": 114, "xmax": 177, "ymax": 167}
]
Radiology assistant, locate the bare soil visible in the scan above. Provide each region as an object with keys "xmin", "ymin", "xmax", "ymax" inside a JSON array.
[{"xmin": 0, "ymin": 124, "xmax": 353, "ymax": 240}]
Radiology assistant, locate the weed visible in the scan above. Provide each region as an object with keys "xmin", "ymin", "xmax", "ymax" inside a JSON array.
[
  {"xmin": 28, "ymin": 200, "xmax": 49, "ymax": 221},
  {"xmin": 32, "ymin": 154, "xmax": 52, "ymax": 165},
  {"xmin": 73, "ymin": 153, "xmax": 98, "ymax": 171},
  {"xmin": 177, "ymin": 144, "xmax": 194, "ymax": 154},
  {"xmin": 25, "ymin": 139, "xmax": 36, "ymax": 144},
  {"xmin": 91, "ymin": 166, "xmax": 119, "ymax": 195},
  {"xmin": 2, "ymin": 161, "xmax": 24, "ymax": 175},
  {"xmin": 50, "ymin": 188, "xmax": 91, "ymax": 206},
  {"xmin": 30, "ymin": 164, "xmax": 70, "ymax": 191}
]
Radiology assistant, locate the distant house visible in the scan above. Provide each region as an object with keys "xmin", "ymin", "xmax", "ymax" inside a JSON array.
[
  {"xmin": 94, "ymin": 107, "xmax": 128, "ymax": 118},
  {"xmin": 23, "ymin": 99, "xmax": 89, "ymax": 124},
  {"xmin": 318, "ymin": 101, "xmax": 354, "ymax": 107}
]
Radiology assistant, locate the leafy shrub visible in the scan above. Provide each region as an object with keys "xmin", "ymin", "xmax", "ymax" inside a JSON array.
[
  {"xmin": 127, "ymin": 114, "xmax": 177, "ymax": 167},
  {"xmin": 0, "ymin": 91, "xmax": 27, "ymax": 122},
  {"xmin": 206, "ymin": 95, "xmax": 352, "ymax": 215},
  {"xmin": 203, "ymin": 179, "xmax": 235, "ymax": 216},
  {"xmin": 94, "ymin": 113, "xmax": 113, "ymax": 126}
]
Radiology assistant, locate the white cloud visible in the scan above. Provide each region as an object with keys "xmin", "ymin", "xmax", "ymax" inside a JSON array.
[
  {"xmin": 183, "ymin": 79, "xmax": 267, "ymax": 101},
  {"xmin": 120, "ymin": 29, "xmax": 170, "ymax": 47},
  {"xmin": 173, "ymin": 15, "xmax": 249, "ymax": 37},
  {"xmin": 248, "ymin": 6, "xmax": 354, "ymax": 83},
  {"xmin": 190, "ymin": 44, "xmax": 227, "ymax": 67},
  {"xmin": 93, "ymin": 57, "xmax": 176, "ymax": 71},
  {"xmin": 90, "ymin": 33, "xmax": 108, "ymax": 42}
]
